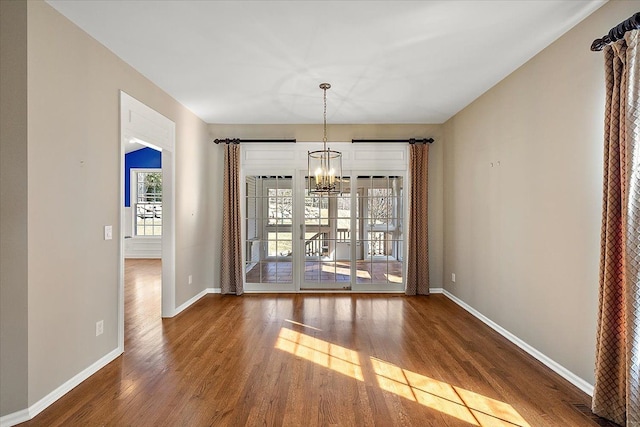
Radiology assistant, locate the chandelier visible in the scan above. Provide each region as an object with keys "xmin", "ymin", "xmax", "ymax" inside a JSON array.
[{"xmin": 308, "ymin": 83, "xmax": 342, "ymax": 195}]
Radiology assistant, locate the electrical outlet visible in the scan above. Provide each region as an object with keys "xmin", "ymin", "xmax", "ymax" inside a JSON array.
[
  {"xmin": 451, "ymin": 273, "xmax": 456, "ymax": 283},
  {"xmin": 188, "ymin": 275, "xmax": 192, "ymax": 285},
  {"xmin": 96, "ymin": 320, "xmax": 104, "ymax": 336}
]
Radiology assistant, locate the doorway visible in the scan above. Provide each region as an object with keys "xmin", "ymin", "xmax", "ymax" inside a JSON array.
[
  {"xmin": 300, "ymin": 174, "xmax": 405, "ymax": 292},
  {"xmin": 119, "ymin": 92, "xmax": 175, "ymax": 352},
  {"xmin": 243, "ymin": 172, "xmax": 405, "ymax": 292}
]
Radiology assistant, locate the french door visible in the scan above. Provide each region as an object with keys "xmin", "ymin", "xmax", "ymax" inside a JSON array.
[
  {"xmin": 300, "ymin": 175, "xmax": 354, "ymax": 290},
  {"xmin": 243, "ymin": 172, "xmax": 405, "ymax": 292},
  {"xmin": 244, "ymin": 175, "xmax": 295, "ymax": 292}
]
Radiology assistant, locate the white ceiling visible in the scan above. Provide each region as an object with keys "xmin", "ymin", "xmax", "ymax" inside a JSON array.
[{"xmin": 47, "ymin": 0, "xmax": 606, "ymax": 125}]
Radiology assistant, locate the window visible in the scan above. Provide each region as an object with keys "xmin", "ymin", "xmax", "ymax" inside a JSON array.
[{"xmin": 135, "ymin": 171, "xmax": 162, "ymax": 236}]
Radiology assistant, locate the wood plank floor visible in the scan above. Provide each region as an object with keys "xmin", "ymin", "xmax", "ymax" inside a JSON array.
[{"xmin": 19, "ymin": 259, "xmax": 615, "ymax": 426}]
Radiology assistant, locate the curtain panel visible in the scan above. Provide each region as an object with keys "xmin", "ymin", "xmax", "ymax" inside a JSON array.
[
  {"xmin": 592, "ymin": 29, "xmax": 640, "ymax": 426},
  {"xmin": 220, "ymin": 144, "xmax": 243, "ymax": 295},
  {"xmin": 406, "ymin": 143, "xmax": 430, "ymax": 296}
]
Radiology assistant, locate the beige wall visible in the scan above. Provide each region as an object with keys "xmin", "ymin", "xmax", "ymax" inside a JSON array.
[
  {"xmin": 0, "ymin": 0, "xmax": 216, "ymax": 410},
  {"xmin": 209, "ymin": 124, "xmax": 444, "ymax": 288},
  {"xmin": 442, "ymin": 0, "xmax": 639, "ymax": 386},
  {"xmin": 0, "ymin": 0, "xmax": 29, "ymax": 415}
]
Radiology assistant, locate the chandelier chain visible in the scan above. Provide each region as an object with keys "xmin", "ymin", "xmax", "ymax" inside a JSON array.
[{"xmin": 323, "ymin": 85, "xmax": 327, "ymax": 145}]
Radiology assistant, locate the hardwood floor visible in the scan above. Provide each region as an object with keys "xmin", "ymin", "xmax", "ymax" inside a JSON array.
[{"xmin": 19, "ymin": 259, "xmax": 614, "ymax": 426}]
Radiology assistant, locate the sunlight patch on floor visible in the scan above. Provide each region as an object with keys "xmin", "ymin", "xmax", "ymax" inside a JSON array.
[
  {"xmin": 275, "ymin": 328, "xmax": 364, "ymax": 381},
  {"xmin": 372, "ymin": 358, "xmax": 530, "ymax": 427},
  {"xmin": 319, "ymin": 263, "xmax": 372, "ymax": 279},
  {"xmin": 276, "ymin": 328, "xmax": 530, "ymax": 427}
]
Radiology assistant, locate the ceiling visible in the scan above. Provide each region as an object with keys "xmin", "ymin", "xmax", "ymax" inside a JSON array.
[{"xmin": 47, "ymin": 0, "xmax": 606, "ymax": 125}]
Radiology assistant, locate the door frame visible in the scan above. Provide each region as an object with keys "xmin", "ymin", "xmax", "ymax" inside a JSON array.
[
  {"xmin": 240, "ymin": 143, "xmax": 410, "ymax": 294},
  {"xmin": 119, "ymin": 91, "xmax": 176, "ymax": 352}
]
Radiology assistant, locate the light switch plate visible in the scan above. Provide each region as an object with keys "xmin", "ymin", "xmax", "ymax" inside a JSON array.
[{"xmin": 104, "ymin": 225, "xmax": 113, "ymax": 240}]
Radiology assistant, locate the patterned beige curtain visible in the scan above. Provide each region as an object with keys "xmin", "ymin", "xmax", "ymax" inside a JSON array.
[
  {"xmin": 592, "ymin": 30, "xmax": 639, "ymax": 426},
  {"xmin": 406, "ymin": 143, "xmax": 429, "ymax": 295},
  {"xmin": 220, "ymin": 143, "xmax": 243, "ymax": 295}
]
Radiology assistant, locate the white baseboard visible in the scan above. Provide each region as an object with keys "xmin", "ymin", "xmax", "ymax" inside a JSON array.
[
  {"xmin": 171, "ymin": 287, "xmax": 221, "ymax": 317},
  {"xmin": 1, "ymin": 287, "xmax": 224, "ymax": 427},
  {"xmin": 0, "ymin": 408, "xmax": 29, "ymax": 427},
  {"xmin": 172, "ymin": 288, "xmax": 208, "ymax": 316},
  {"xmin": 441, "ymin": 289, "xmax": 594, "ymax": 396},
  {"xmin": 0, "ymin": 347, "xmax": 122, "ymax": 427}
]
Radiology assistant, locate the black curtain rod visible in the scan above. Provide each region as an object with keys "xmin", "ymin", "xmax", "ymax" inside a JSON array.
[
  {"xmin": 591, "ymin": 12, "xmax": 640, "ymax": 51},
  {"xmin": 351, "ymin": 138, "xmax": 434, "ymax": 144},
  {"xmin": 214, "ymin": 137, "xmax": 433, "ymax": 144},
  {"xmin": 213, "ymin": 138, "xmax": 296, "ymax": 144}
]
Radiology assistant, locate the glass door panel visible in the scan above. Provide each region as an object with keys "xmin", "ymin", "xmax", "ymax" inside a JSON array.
[
  {"xmin": 301, "ymin": 176, "xmax": 352, "ymax": 290},
  {"xmin": 245, "ymin": 173, "xmax": 404, "ymax": 292},
  {"xmin": 244, "ymin": 175, "xmax": 294, "ymax": 291},
  {"xmin": 352, "ymin": 176, "xmax": 404, "ymax": 291}
]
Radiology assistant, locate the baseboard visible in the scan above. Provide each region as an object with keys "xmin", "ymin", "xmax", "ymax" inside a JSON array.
[
  {"xmin": 6, "ymin": 286, "xmax": 589, "ymax": 427},
  {"xmin": 1, "ymin": 287, "xmax": 224, "ymax": 426},
  {"xmin": 172, "ymin": 288, "xmax": 208, "ymax": 316},
  {"xmin": 171, "ymin": 287, "xmax": 221, "ymax": 316},
  {"xmin": 441, "ymin": 289, "xmax": 594, "ymax": 396},
  {"xmin": 0, "ymin": 408, "xmax": 30, "ymax": 427},
  {"xmin": 0, "ymin": 347, "xmax": 122, "ymax": 427}
]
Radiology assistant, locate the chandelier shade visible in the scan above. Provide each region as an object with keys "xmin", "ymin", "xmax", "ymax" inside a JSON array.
[
  {"xmin": 307, "ymin": 148, "xmax": 342, "ymax": 194},
  {"xmin": 308, "ymin": 83, "xmax": 342, "ymax": 195}
]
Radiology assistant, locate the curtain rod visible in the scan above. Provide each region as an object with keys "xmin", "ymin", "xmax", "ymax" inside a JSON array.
[
  {"xmin": 591, "ymin": 12, "xmax": 640, "ymax": 51},
  {"xmin": 213, "ymin": 138, "xmax": 296, "ymax": 144},
  {"xmin": 351, "ymin": 138, "xmax": 434, "ymax": 144}
]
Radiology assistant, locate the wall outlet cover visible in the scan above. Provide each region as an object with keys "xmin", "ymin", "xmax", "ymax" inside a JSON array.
[{"xmin": 96, "ymin": 320, "xmax": 104, "ymax": 336}]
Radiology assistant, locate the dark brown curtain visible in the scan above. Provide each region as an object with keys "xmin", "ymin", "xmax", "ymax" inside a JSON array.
[
  {"xmin": 220, "ymin": 144, "xmax": 243, "ymax": 295},
  {"xmin": 592, "ymin": 30, "xmax": 639, "ymax": 425},
  {"xmin": 406, "ymin": 143, "xmax": 429, "ymax": 295}
]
